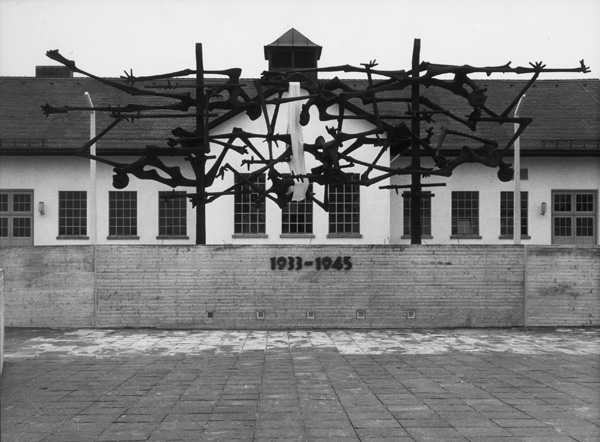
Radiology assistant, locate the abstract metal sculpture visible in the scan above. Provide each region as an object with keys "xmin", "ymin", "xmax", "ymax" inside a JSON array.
[{"xmin": 42, "ymin": 40, "xmax": 589, "ymax": 244}]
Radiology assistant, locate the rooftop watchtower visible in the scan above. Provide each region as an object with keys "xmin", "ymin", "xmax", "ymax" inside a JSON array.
[{"xmin": 264, "ymin": 28, "xmax": 322, "ymax": 82}]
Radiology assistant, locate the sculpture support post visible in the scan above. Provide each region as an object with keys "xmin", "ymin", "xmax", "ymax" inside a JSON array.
[
  {"xmin": 410, "ymin": 39, "xmax": 422, "ymax": 245},
  {"xmin": 195, "ymin": 43, "xmax": 207, "ymax": 245}
]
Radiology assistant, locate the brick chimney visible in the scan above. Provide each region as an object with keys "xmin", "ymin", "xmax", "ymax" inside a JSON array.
[{"xmin": 35, "ymin": 66, "xmax": 73, "ymax": 78}]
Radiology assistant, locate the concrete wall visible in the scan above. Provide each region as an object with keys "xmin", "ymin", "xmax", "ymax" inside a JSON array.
[
  {"xmin": 94, "ymin": 245, "xmax": 524, "ymax": 329},
  {"xmin": 0, "ymin": 246, "xmax": 95, "ymax": 327},
  {"xmin": 525, "ymin": 246, "xmax": 600, "ymax": 326},
  {"xmin": 0, "ymin": 269, "xmax": 4, "ymax": 374},
  {"xmin": 0, "ymin": 245, "xmax": 597, "ymax": 329}
]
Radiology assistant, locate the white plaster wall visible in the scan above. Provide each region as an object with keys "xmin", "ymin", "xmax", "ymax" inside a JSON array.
[
  {"xmin": 206, "ymin": 88, "xmax": 391, "ymax": 245},
  {"xmin": 0, "ymin": 155, "xmax": 197, "ymax": 245},
  {"xmin": 93, "ymin": 158, "xmax": 198, "ymax": 245},
  {"xmin": 1, "ymin": 155, "xmax": 91, "ymax": 246},
  {"xmin": 0, "ymin": 87, "xmax": 391, "ymax": 245},
  {"xmin": 390, "ymin": 156, "xmax": 600, "ymax": 245},
  {"xmin": 2, "ymin": 154, "xmax": 597, "ymax": 246}
]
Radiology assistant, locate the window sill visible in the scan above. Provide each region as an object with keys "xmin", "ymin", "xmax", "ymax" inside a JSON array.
[
  {"xmin": 157, "ymin": 235, "xmax": 190, "ymax": 240},
  {"xmin": 401, "ymin": 235, "xmax": 433, "ymax": 240},
  {"xmin": 57, "ymin": 236, "xmax": 89, "ymax": 240},
  {"xmin": 499, "ymin": 235, "xmax": 531, "ymax": 240},
  {"xmin": 280, "ymin": 234, "xmax": 315, "ymax": 239},
  {"xmin": 232, "ymin": 234, "xmax": 268, "ymax": 239},
  {"xmin": 450, "ymin": 235, "xmax": 482, "ymax": 240},
  {"xmin": 327, "ymin": 233, "xmax": 363, "ymax": 239},
  {"xmin": 107, "ymin": 235, "xmax": 140, "ymax": 240}
]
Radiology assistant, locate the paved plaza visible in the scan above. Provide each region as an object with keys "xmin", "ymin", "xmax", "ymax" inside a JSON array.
[{"xmin": 1, "ymin": 328, "xmax": 599, "ymax": 442}]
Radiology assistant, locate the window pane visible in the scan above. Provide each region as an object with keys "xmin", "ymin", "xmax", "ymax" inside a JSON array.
[
  {"xmin": 500, "ymin": 191, "xmax": 528, "ymax": 236},
  {"xmin": 0, "ymin": 217, "xmax": 8, "ymax": 237},
  {"xmin": 12, "ymin": 217, "xmax": 31, "ymax": 237},
  {"xmin": 12, "ymin": 193, "xmax": 32, "ymax": 212},
  {"xmin": 554, "ymin": 217, "xmax": 572, "ymax": 237},
  {"xmin": 159, "ymin": 191, "xmax": 187, "ymax": 236},
  {"xmin": 328, "ymin": 174, "xmax": 360, "ymax": 234},
  {"xmin": 59, "ymin": 191, "xmax": 87, "ymax": 236},
  {"xmin": 109, "ymin": 191, "xmax": 137, "ymax": 236},
  {"xmin": 554, "ymin": 193, "xmax": 571, "ymax": 212},
  {"xmin": 0, "ymin": 194, "xmax": 8, "ymax": 213},
  {"xmin": 452, "ymin": 192, "xmax": 478, "ymax": 235},
  {"xmin": 576, "ymin": 194, "xmax": 594, "ymax": 212},
  {"xmin": 576, "ymin": 217, "xmax": 594, "ymax": 237},
  {"xmin": 282, "ymin": 184, "xmax": 313, "ymax": 234},
  {"xmin": 500, "ymin": 192, "xmax": 513, "ymax": 236},
  {"xmin": 234, "ymin": 174, "xmax": 265, "ymax": 234},
  {"xmin": 520, "ymin": 192, "xmax": 528, "ymax": 235}
]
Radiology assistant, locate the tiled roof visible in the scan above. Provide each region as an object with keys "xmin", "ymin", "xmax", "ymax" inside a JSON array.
[
  {"xmin": 354, "ymin": 78, "xmax": 600, "ymax": 154},
  {"xmin": 0, "ymin": 76, "xmax": 598, "ymax": 156},
  {"xmin": 417, "ymin": 79, "xmax": 600, "ymax": 153},
  {"xmin": 0, "ymin": 77, "xmax": 183, "ymax": 152}
]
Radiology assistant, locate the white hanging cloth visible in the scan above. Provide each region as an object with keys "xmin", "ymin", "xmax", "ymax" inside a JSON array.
[{"xmin": 286, "ymin": 82, "xmax": 309, "ymax": 201}]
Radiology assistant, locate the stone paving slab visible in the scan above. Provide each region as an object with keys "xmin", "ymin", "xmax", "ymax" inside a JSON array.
[{"xmin": 1, "ymin": 328, "xmax": 599, "ymax": 442}]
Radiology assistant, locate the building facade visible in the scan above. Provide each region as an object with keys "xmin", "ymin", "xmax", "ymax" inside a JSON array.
[
  {"xmin": 0, "ymin": 81, "xmax": 392, "ymax": 246},
  {"xmin": 1, "ymin": 30, "xmax": 599, "ymax": 247}
]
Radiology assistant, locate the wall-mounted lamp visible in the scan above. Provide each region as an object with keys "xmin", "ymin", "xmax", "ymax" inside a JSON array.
[
  {"xmin": 38, "ymin": 201, "xmax": 45, "ymax": 215},
  {"xmin": 541, "ymin": 202, "xmax": 547, "ymax": 216}
]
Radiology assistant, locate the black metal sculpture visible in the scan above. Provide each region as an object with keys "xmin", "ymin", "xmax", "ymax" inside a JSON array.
[{"xmin": 42, "ymin": 40, "xmax": 589, "ymax": 244}]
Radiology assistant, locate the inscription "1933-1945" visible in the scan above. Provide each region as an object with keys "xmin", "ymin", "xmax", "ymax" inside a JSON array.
[{"xmin": 270, "ymin": 256, "xmax": 352, "ymax": 271}]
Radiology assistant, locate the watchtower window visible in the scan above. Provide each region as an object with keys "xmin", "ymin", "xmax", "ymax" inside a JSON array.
[
  {"xmin": 294, "ymin": 49, "xmax": 316, "ymax": 68},
  {"xmin": 271, "ymin": 49, "xmax": 293, "ymax": 69},
  {"xmin": 270, "ymin": 48, "xmax": 316, "ymax": 70}
]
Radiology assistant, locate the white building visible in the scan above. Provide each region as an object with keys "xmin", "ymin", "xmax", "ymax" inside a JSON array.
[{"xmin": 1, "ymin": 30, "xmax": 599, "ymax": 247}]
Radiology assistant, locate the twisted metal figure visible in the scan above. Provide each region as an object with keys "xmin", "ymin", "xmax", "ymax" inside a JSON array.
[{"xmin": 42, "ymin": 42, "xmax": 589, "ymax": 243}]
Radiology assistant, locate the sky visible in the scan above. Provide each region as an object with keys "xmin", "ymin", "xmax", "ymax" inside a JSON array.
[{"xmin": 0, "ymin": 0, "xmax": 599, "ymax": 80}]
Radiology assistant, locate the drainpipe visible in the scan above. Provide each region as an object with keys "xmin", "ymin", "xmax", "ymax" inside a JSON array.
[
  {"xmin": 513, "ymin": 95, "xmax": 525, "ymax": 245},
  {"xmin": 84, "ymin": 92, "xmax": 98, "ymax": 328}
]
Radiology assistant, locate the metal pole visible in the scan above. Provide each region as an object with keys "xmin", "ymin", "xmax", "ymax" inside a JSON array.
[
  {"xmin": 84, "ymin": 92, "xmax": 97, "ymax": 245},
  {"xmin": 195, "ymin": 43, "xmax": 207, "ymax": 245},
  {"xmin": 513, "ymin": 95, "xmax": 526, "ymax": 245},
  {"xmin": 410, "ymin": 39, "xmax": 422, "ymax": 245},
  {"xmin": 84, "ymin": 91, "xmax": 98, "ymax": 328}
]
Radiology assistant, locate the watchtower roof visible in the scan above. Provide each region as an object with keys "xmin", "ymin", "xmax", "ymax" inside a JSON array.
[{"xmin": 264, "ymin": 28, "xmax": 322, "ymax": 59}]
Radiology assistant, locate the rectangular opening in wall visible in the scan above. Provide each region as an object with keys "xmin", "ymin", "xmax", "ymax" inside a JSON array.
[
  {"xmin": 0, "ymin": 190, "xmax": 34, "ymax": 247},
  {"xmin": 256, "ymin": 311, "xmax": 265, "ymax": 320},
  {"xmin": 207, "ymin": 311, "xmax": 214, "ymax": 319},
  {"xmin": 356, "ymin": 310, "xmax": 366, "ymax": 319},
  {"xmin": 306, "ymin": 311, "xmax": 315, "ymax": 319},
  {"xmin": 407, "ymin": 310, "xmax": 416, "ymax": 319}
]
